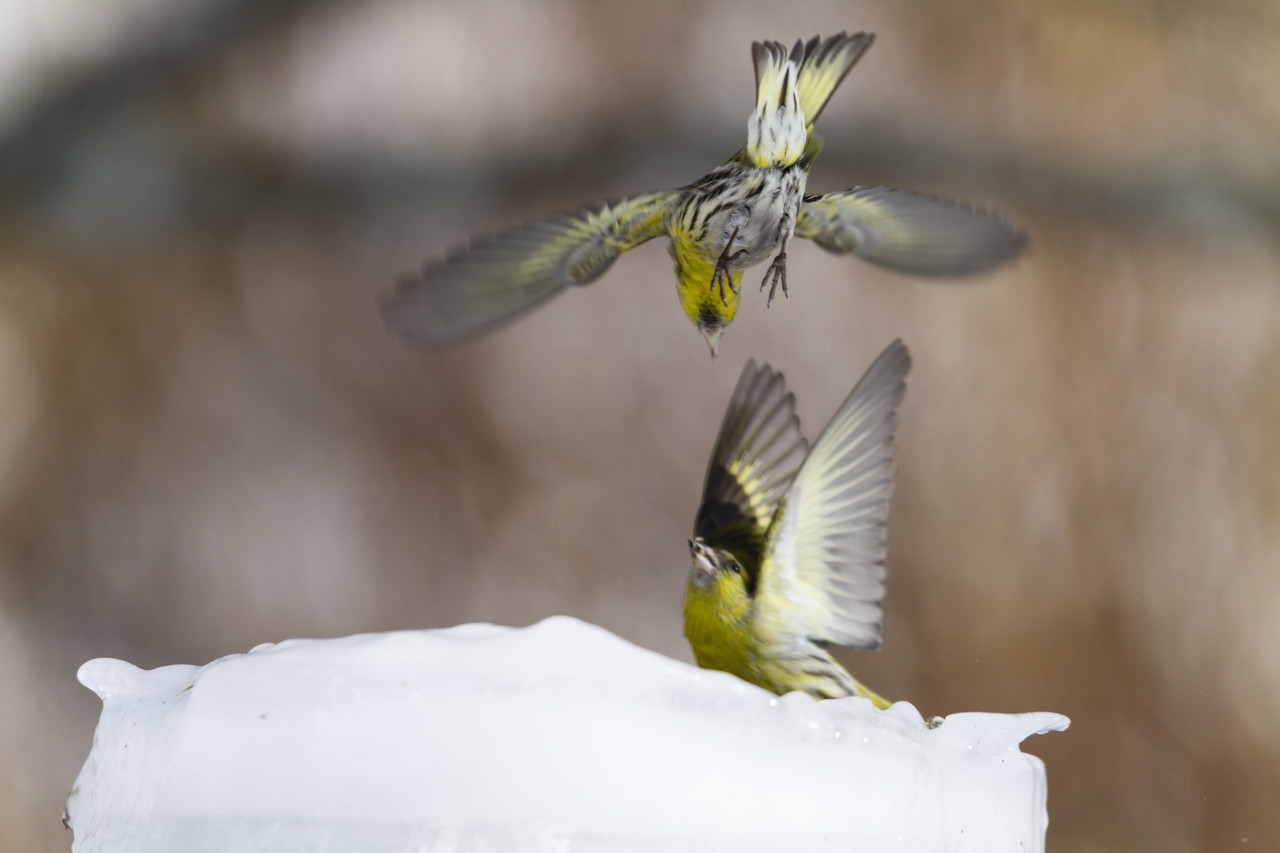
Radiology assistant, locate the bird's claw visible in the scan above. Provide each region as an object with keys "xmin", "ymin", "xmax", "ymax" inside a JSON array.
[
  {"xmin": 711, "ymin": 263, "xmax": 738, "ymax": 306},
  {"xmin": 710, "ymin": 226, "xmax": 745, "ymax": 306},
  {"xmin": 760, "ymin": 252, "xmax": 789, "ymax": 307}
]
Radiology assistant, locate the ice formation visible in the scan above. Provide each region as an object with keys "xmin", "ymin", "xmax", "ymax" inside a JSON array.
[{"xmin": 68, "ymin": 616, "xmax": 1067, "ymax": 852}]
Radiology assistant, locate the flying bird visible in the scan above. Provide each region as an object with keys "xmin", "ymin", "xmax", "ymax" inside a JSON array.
[
  {"xmin": 381, "ymin": 34, "xmax": 1025, "ymax": 357},
  {"xmin": 684, "ymin": 340, "xmax": 910, "ymax": 705}
]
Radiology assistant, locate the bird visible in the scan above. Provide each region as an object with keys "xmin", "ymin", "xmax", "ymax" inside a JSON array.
[
  {"xmin": 380, "ymin": 33, "xmax": 1027, "ymax": 357},
  {"xmin": 683, "ymin": 339, "xmax": 910, "ymax": 705}
]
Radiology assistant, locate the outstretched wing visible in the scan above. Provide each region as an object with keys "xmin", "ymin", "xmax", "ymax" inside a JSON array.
[
  {"xmin": 762, "ymin": 340, "xmax": 911, "ymax": 649},
  {"xmin": 796, "ymin": 187, "xmax": 1028, "ymax": 277},
  {"xmin": 380, "ymin": 192, "xmax": 673, "ymax": 346},
  {"xmin": 695, "ymin": 361, "xmax": 809, "ymax": 584}
]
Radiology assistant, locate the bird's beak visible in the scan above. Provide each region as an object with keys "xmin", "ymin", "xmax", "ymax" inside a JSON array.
[
  {"xmin": 700, "ymin": 325, "xmax": 724, "ymax": 359},
  {"xmin": 688, "ymin": 538, "xmax": 717, "ymax": 577}
]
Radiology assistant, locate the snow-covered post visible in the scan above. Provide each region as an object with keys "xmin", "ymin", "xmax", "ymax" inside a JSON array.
[{"xmin": 67, "ymin": 616, "xmax": 1067, "ymax": 852}]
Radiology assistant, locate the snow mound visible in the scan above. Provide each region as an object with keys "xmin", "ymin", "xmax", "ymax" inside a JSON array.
[{"xmin": 67, "ymin": 615, "xmax": 1067, "ymax": 852}]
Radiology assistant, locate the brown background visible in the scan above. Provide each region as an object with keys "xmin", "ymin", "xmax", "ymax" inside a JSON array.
[{"xmin": 1, "ymin": 1, "xmax": 1278, "ymax": 850}]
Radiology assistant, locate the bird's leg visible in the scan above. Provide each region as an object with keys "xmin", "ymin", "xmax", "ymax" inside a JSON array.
[
  {"xmin": 711, "ymin": 226, "xmax": 748, "ymax": 305},
  {"xmin": 760, "ymin": 235, "xmax": 790, "ymax": 307}
]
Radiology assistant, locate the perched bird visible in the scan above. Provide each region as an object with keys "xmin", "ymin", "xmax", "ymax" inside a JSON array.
[
  {"xmin": 381, "ymin": 33, "xmax": 1027, "ymax": 357},
  {"xmin": 683, "ymin": 340, "xmax": 910, "ymax": 705}
]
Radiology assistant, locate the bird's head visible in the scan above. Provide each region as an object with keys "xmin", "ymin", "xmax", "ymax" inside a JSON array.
[
  {"xmin": 673, "ymin": 256, "xmax": 741, "ymax": 359},
  {"xmin": 699, "ymin": 323, "xmax": 725, "ymax": 359},
  {"xmin": 687, "ymin": 537, "xmax": 750, "ymax": 600}
]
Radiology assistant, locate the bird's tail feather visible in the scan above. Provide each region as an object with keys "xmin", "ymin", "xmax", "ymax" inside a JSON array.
[
  {"xmin": 793, "ymin": 32, "xmax": 875, "ymax": 130},
  {"xmin": 747, "ymin": 41, "xmax": 806, "ymax": 166},
  {"xmin": 751, "ymin": 41, "xmax": 798, "ymax": 118},
  {"xmin": 851, "ymin": 677, "xmax": 892, "ymax": 710}
]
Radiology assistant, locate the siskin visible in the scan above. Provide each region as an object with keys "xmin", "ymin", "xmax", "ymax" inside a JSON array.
[
  {"xmin": 684, "ymin": 339, "xmax": 910, "ymax": 705},
  {"xmin": 380, "ymin": 33, "xmax": 1027, "ymax": 357}
]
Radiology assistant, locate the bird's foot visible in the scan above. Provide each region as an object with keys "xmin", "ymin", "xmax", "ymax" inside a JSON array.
[
  {"xmin": 711, "ymin": 264, "xmax": 737, "ymax": 306},
  {"xmin": 711, "ymin": 227, "xmax": 746, "ymax": 306},
  {"xmin": 760, "ymin": 251, "xmax": 789, "ymax": 307}
]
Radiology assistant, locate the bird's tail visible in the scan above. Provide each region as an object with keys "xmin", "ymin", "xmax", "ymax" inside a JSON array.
[
  {"xmin": 793, "ymin": 32, "xmax": 875, "ymax": 130},
  {"xmin": 747, "ymin": 40, "xmax": 807, "ymax": 167},
  {"xmin": 747, "ymin": 33, "xmax": 874, "ymax": 167},
  {"xmin": 851, "ymin": 678, "xmax": 892, "ymax": 710}
]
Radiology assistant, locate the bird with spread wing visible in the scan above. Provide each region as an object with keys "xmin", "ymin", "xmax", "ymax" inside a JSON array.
[
  {"xmin": 684, "ymin": 340, "xmax": 910, "ymax": 705},
  {"xmin": 380, "ymin": 33, "xmax": 1026, "ymax": 357}
]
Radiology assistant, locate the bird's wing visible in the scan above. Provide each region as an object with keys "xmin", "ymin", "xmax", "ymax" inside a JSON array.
[
  {"xmin": 695, "ymin": 360, "xmax": 809, "ymax": 580},
  {"xmin": 762, "ymin": 340, "xmax": 910, "ymax": 649},
  {"xmin": 380, "ymin": 191, "xmax": 673, "ymax": 346},
  {"xmin": 796, "ymin": 187, "xmax": 1028, "ymax": 276}
]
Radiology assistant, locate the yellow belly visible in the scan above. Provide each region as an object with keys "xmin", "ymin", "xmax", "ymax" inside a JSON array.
[{"xmin": 683, "ymin": 577, "xmax": 890, "ymax": 707}]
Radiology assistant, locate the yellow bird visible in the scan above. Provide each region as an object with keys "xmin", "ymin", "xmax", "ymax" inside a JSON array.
[
  {"xmin": 683, "ymin": 340, "xmax": 911, "ymax": 705},
  {"xmin": 380, "ymin": 34, "xmax": 1026, "ymax": 357}
]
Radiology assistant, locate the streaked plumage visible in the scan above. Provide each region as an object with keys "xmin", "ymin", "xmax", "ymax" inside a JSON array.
[
  {"xmin": 381, "ymin": 33, "xmax": 1027, "ymax": 357},
  {"xmin": 683, "ymin": 340, "xmax": 911, "ymax": 705}
]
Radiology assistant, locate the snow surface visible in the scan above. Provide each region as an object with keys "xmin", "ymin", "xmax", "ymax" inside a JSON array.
[{"xmin": 68, "ymin": 616, "xmax": 1068, "ymax": 852}]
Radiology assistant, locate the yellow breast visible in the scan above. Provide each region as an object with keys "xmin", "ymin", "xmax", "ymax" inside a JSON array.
[
  {"xmin": 683, "ymin": 574, "xmax": 754, "ymax": 676},
  {"xmin": 683, "ymin": 571, "xmax": 883, "ymax": 703}
]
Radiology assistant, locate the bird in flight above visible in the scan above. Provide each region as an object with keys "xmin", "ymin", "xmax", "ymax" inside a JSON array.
[{"xmin": 380, "ymin": 33, "xmax": 1027, "ymax": 357}]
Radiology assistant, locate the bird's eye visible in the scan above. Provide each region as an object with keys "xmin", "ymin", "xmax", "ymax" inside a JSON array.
[{"xmin": 729, "ymin": 563, "xmax": 742, "ymax": 574}]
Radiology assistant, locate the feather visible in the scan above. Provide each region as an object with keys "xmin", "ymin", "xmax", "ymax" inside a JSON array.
[
  {"xmin": 797, "ymin": 187, "xmax": 1028, "ymax": 276},
  {"xmin": 792, "ymin": 32, "xmax": 875, "ymax": 130},
  {"xmin": 763, "ymin": 340, "xmax": 911, "ymax": 649},
  {"xmin": 695, "ymin": 361, "xmax": 809, "ymax": 589},
  {"xmin": 381, "ymin": 192, "xmax": 673, "ymax": 346}
]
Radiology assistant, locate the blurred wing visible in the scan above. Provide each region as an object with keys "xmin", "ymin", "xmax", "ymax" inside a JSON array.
[
  {"xmin": 695, "ymin": 361, "xmax": 809, "ymax": 566},
  {"xmin": 380, "ymin": 192, "xmax": 673, "ymax": 346},
  {"xmin": 796, "ymin": 187, "xmax": 1028, "ymax": 276},
  {"xmin": 764, "ymin": 340, "xmax": 910, "ymax": 649}
]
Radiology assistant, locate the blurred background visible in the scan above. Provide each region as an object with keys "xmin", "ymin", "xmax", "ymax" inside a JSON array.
[{"xmin": 1, "ymin": 0, "xmax": 1277, "ymax": 850}]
